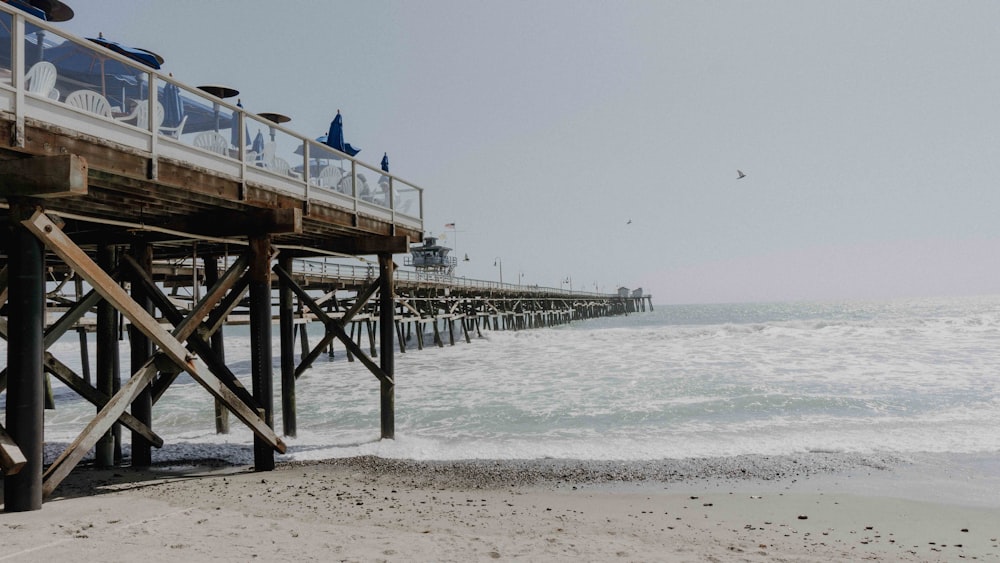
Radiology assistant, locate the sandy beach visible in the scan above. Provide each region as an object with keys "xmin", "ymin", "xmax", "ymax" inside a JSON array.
[{"xmin": 2, "ymin": 453, "xmax": 999, "ymax": 562}]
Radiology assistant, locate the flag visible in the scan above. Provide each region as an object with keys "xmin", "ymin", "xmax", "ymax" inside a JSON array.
[{"xmin": 445, "ymin": 223, "xmax": 455, "ymax": 229}]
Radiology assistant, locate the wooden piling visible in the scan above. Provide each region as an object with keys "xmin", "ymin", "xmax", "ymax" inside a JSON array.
[
  {"xmin": 249, "ymin": 236, "xmax": 274, "ymax": 471},
  {"xmin": 279, "ymin": 254, "xmax": 296, "ymax": 438},
  {"xmin": 95, "ymin": 244, "xmax": 118, "ymax": 469},
  {"xmin": 204, "ymin": 256, "xmax": 229, "ymax": 434},
  {"xmin": 128, "ymin": 241, "xmax": 154, "ymax": 468},
  {"xmin": 3, "ymin": 202, "xmax": 45, "ymax": 511},
  {"xmin": 378, "ymin": 253, "xmax": 395, "ymax": 440}
]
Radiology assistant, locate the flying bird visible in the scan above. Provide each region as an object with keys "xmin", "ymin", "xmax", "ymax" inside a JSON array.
[
  {"xmin": 737, "ymin": 170, "xmax": 746, "ymax": 179},
  {"xmin": 626, "ymin": 219, "xmax": 632, "ymax": 225}
]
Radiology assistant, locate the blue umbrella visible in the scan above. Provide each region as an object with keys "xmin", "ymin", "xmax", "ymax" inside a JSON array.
[
  {"xmin": 87, "ymin": 33, "xmax": 162, "ymax": 69},
  {"xmin": 378, "ymin": 152, "xmax": 390, "ymax": 187},
  {"xmin": 252, "ymin": 130, "xmax": 264, "ymax": 156},
  {"xmin": 6, "ymin": 0, "xmax": 47, "ymax": 20},
  {"xmin": 161, "ymin": 81, "xmax": 184, "ymax": 128},
  {"xmin": 324, "ymin": 110, "xmax": 360, "ymax": 157}
]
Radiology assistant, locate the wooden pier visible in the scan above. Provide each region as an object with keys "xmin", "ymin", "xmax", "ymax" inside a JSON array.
[{"xmin": 0, "ymin": 5, "xmax": 650, "ymax": 511}]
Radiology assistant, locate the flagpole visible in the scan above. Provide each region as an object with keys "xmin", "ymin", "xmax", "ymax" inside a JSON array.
[{"xmin": 446, "ymin": 223, "xmax": 457, "ymax": 261}]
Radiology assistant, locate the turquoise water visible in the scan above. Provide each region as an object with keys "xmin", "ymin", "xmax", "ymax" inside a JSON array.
[{"xmin": 7, "ymin": 295, "xmax": 1000, "ymax": 464}]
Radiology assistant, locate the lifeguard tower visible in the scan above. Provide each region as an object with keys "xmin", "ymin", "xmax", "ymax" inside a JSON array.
[{"xmin": 405, "ymin": 236, "xmax": 457, "ymax": 276}]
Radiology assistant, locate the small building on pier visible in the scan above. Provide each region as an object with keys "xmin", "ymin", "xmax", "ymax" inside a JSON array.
[{"xmin": 404, "ymin": 236, "xmax": 457, "ymax": 276}]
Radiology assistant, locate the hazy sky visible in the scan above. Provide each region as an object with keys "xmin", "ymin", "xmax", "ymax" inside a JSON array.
[{"xmin": 55, "ymin": 1, "xmax": 1000, "ymax": 304}]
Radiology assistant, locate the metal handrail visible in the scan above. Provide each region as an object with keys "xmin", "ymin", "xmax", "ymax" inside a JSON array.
[{"xmin": 291, "ymin": 258, "xmax": 615, "ymax": 298}]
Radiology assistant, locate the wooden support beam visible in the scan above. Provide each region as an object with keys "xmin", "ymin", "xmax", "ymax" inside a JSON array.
[
  {"xmin": 0, "ymin": 154, "xmax": 88, "ymax": 198},
  {"xmin": 332, "ymin": 235, "xmax": 410, "ymax": 255},
  {"xmin": 19, "ymin": 211, "xmax": 285, "ymax": 497},
  {"xmin": 0, "ymin": 423, "xmax": 27, "ymax": 476},
  {"xmin": 157, "ymin": 207, "xmax": 302, "ymax": 237}
]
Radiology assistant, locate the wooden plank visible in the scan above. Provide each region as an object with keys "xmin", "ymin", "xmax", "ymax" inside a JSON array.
[
  {"xmin": 0, "ymin": 422, "xmax": 27, "ymax": 476},
  {"xmin": 0, "ymin": 154, "xmax": 88, "ymax": 198}
]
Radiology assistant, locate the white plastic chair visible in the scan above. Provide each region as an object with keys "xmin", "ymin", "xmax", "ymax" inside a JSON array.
[
  {"xmin": 65, "ymin": 90, "xmax": 113, "ymax": 118},
  {"xmin": 115, "ymin": 100, "xmax": 165, "ymax": 130},
  {"xmin": 24, "ymin": 61, "xmax": 57, "ymax": 99},
  {"xmin": 159, "ymin": 114, "xmax": 187, "ymax": 139},
  {"xmin": 193, "ymin": 131, "xmax": 230, "ymax": 155},
  {"xmin": 317, "ymin": 164, "xmax": 343, "ymax": 188}
]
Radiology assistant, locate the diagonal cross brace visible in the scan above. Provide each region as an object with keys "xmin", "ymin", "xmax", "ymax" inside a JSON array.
[
  {"xmin": 20, "ymin": 211, "xmax": 285, "ymax": 497},
  {"xmin": 0, "ymin": 318, "xmax": 160, "ymax": 447},
  {"xmin": 150, "ymin": 271, "xmax": 250, "ymax": 404},
  {"xmin": 272, "ymin": 265, "xmax": 392, "ymax": 385},
  {"xmin": 122, "ymin": 253, "xmax": 259, "ymax": 410}
]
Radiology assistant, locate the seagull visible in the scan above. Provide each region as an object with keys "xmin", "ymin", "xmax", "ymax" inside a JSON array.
[
  {"xmin": 737, "ymin": 170, "xmax": 746, "ymax": 179},
  {"xmin": 626, "ymin": 219, "xmax": 632, "ymax": 224}
]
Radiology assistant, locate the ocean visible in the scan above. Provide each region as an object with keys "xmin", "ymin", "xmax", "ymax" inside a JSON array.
[{"xmin": 5, "ymin": 294, "xmax": 1000, "ymax": 466}]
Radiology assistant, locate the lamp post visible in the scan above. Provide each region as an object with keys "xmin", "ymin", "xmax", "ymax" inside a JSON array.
[
  {"xmin": 493, "ymin": 257, "xmax": 503, "ymax": 285},
  {"xmin": 518, "ymin": 271, "xmax": 525, "ymax": 286},
  {"xmin": 563, "ymin": 276, "xmax": 573, "ymax": 293}
]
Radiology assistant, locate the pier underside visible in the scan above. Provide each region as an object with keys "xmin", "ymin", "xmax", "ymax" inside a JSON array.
[{"xmin": 0, "ymin": 135, "xmax": 649, "ymax": 512}]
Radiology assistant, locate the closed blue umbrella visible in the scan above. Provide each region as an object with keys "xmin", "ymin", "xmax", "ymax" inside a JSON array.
[
  {"xmin": 324, "ymin": 110, "xmax": 360, "ymax": 157},
  {"xmin": 379, "ymin": 152, "xmax": 390, "ymax": 187},
  {"xmin": 161, "ymin": 81, "xmax": 184, "ymax": 128},
  {"xmin": 252, "ymin": 130, "xmax": 264, "ymax": 155}
]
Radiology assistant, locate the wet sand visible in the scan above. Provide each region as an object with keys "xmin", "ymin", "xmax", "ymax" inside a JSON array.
[{"xmin": 2, "ymin": 453, "xmax": 999, "ymax": 562}]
